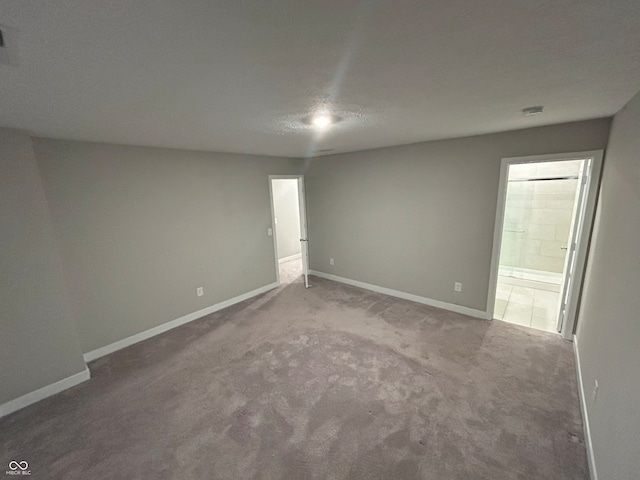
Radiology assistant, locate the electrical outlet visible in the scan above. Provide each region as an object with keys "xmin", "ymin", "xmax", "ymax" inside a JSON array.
[
  {"xmin": 267, "ymin": 228, "xmax": 273, "ymax": 236},
  {"xmin": 196, "ymin": 287, "xmax": 204, "ymax": 297},
  {"xmin": 454, "ymin": 282, "xmax": 462, "ymax": 292},
  {"xmin": 329, "ymin": 258, "xmax": 334, "ymax": 266},
  {"xmin": 592, "ymin": 379, "xmax": 599, "ymax": 402}
]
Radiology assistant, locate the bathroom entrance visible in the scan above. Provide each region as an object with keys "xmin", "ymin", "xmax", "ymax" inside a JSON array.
[{"xmin": 488, "ymin": 151, "xmax": 603, "ymax": 338}]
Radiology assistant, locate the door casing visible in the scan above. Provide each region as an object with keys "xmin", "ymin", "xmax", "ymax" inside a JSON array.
[
  {"xmin": 268, "ymin": 175, "xmax": 310, "ymax": 288},
  {"xmin": 486, "ymin": 150, "xmax": 604, "ymax": 340}
]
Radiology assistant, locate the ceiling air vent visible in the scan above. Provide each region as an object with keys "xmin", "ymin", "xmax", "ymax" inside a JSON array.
[{"xmin": 522, "ymin": 106, "xmax": 544, "ymax": 116}]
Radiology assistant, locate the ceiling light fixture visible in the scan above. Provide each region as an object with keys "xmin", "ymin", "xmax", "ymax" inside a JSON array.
[
  {"xmin": 312, "ymin": 114, "xmax": 332, "ymax": 129},
  {"xmin": 303, "ymin": 113, "xmax": 342, "ymax": 130},
  {"xmin": 522, "ymin": 106, "xmax": 544, "ymax": 116}
]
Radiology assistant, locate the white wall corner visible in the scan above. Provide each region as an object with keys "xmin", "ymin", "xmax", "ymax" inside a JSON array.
[
  {"xmin": 573, "ymin": 334, "xmax": 598, "ymax": 480},
  {"xmin": 0, "ymin": 367, "xmax": 91, "ymax": 419},
  {"xmin": 309, "ymin": 270, "xmax": 487, "ymax": 319},
  {"xmin": 83, "ymin": 282, "xmax": 279, "ymax": 363}
]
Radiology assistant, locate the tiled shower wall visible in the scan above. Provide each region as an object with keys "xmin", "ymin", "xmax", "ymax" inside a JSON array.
[{"xmin": 499, "ymin": 160, "xmax": 582, "ymax": 274}]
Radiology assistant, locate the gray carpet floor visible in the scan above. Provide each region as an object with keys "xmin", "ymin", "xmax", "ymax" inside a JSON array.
[{"xmin": 0, "ymin": 259, "xmax": 588, "ymax": 479}]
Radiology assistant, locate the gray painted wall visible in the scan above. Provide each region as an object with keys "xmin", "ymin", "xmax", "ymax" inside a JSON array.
[
  {"xmin": 576, "ymin": 93, "xmax": 640, "ymax": 479},
  {"xmin": 34, "ymin": 139, "xmax": 300, "ymax": 353},
  {"xmin": 0, "ymin": 128, "xmax": 86, "ymax": 404},
  {"xmin": 305, "ymin": 119, "xmax": 611, "ymax": 312},
  {"xmin": 272, "ymin": 179, "xmax": 301, "ymax": 260}
]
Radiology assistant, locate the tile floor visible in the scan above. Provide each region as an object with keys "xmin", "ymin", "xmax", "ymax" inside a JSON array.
[{"xmin": 494, "ymin": 277, "xmax": 561, "ymax": 333}]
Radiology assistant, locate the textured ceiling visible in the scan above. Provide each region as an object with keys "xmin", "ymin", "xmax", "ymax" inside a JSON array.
[{"xmin": 1, "ymin": 0, "xmax": 640, "ymax": 157}]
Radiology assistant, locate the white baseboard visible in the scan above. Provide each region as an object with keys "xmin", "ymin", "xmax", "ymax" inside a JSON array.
[
  {"xmin": 574, "ymin": 334, "xmax": 598, "ymax": 480},
  {"xmin": 0, "ymin": 367, "xmax": 90, "ymax": 418},
  {"xmin": 278, "ymin": 253, "xmax": 301, "ymax": 264},
  {"xmin": 83, "ymin": 282, "xmax": 279, "ymax": 362},
  {"xmin": 498, "ymin": 265, "xmax": 563, "ymax": 285},
  {"xmin": 309, "ymin": 270, "xmax": 488, "ymax": 319},
  {"xmin": 498, "ymin": 275, "xmax": 560, "ymax": 293}
]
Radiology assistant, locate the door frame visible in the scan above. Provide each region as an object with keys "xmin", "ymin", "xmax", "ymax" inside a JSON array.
[
  {"xmin": 268, "ymin": 175, "xmax": 310, "ymax": 287},
  {"xmin": 486, "ymin": 150, "xmax": 603, "ymax": 340}
]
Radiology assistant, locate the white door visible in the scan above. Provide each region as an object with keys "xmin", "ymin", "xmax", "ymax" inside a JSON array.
[
  {"xmin": 557, "ymin": 160, "xmax": 589, "ymax": 332},
  {"xmin": 297, "ymin": 177, "xmax": 311, "ymax": 288}
]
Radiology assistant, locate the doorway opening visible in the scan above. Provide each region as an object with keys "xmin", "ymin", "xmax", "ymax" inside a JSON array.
[
  {"xmin": 487, "ymin": 151, "xmax": 603, "ymax": 339},
  {"xmin": 269, "ymin": 176, "xmax": 310, "ymax": 288}
]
